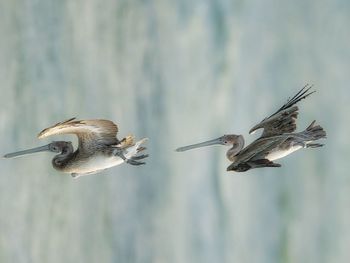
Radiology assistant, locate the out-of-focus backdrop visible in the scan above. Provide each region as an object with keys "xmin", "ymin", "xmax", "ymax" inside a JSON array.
[{"xmin": 0, "ymin": 0, "xmax": 349, "ymax": 262}]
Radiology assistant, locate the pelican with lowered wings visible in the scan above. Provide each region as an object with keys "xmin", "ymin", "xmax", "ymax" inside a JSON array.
[
  {"xmin": 4, "ymin": 118, "xmax": 148, "ymax": 178},
  {"xmin": 176, "ymin": 85, "xmax": 326, "ymax": 172}
]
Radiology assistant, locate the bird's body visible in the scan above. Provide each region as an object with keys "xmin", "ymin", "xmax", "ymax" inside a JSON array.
[
  {"xmin": 53, "ymin": 138, "xmax": 147, "ymax": 177},
  {"xmin": 263, "ymin": 139, "xmax": 302, "ymax": 161},
  {"xmin": 176, "ymin": 85, "xmax": 326, "ymax": 172},
  {"xmin": 4, "ymin": 118, "xmax": 148, "ymax": 177}
]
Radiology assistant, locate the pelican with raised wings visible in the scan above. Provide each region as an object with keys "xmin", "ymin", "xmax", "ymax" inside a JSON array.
[
  {"xmin": 4, "ymin": 118, "xmax": 148, "ymax": 177},
  {"xmin": 176, "ymin": 85, "xmax": 326, "ymax": 172}
]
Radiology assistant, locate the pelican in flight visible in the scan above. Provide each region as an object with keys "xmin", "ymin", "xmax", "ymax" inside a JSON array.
[
  {"xmin": 4, "ymin": 118, "xmax": 148, "ymax": 177},
  {"xmin": 176, "ymin": 85, "xmax": 326, "ymax": 172}
]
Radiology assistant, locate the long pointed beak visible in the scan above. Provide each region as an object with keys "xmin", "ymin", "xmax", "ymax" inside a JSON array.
[
  {"xmin": 3, "ymin": 144, "xmax": 51, "ymax": 159},
  {"xmin": 176, "ymin": 137, "xmax": 223, "ymax": 152}
]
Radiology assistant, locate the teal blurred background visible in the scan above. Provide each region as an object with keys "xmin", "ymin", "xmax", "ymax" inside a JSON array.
[{"xmin": 0, "ymin": 0, "xmax": 349, "ymax": 262}]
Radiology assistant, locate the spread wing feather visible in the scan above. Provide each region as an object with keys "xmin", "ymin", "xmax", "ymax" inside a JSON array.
[
  {"xmin": 249, "ymin": 84, "xmax": 315, "ymax": 138},
  {"xmin": 38, "ymin": 118, "xmax": 120, "ymax": 150}
]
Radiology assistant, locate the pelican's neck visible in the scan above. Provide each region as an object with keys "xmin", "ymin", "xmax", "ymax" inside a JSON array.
[
  {"xmin": 52, "ymin": 144, "xmax": 75, "ymax": 170},
  {"xmin": 226, "ymin": 135, "xmax": 245, "ymax": 162}
]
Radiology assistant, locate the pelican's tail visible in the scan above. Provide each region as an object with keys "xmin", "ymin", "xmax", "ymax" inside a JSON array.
[
  {"xmin": 304, "ymin": 120, "xmax": 326, "ymax": 140},
  {"xmin": 123, "ymin": 138, "xmax": 148, "ymax": 158},
  {"xmin": 120, "ymin": 135, "xmax": 135, "ymax": 148},
  {"xmin": 300, "ymin": 120, "xmax": 326, "ymax": 147},
  {"xmin": 135, "ymin": 138, "xmax": 148, "ymax": 150}
]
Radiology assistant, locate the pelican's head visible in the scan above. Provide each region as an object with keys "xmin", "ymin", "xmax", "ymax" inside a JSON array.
[
  {"xmin": 3, "ymin": 141, "xmax": 73, "ymax": 159},
  {"xmin": 176, "ymin": 134, "xmax": 244, "ymax": 152},
  {"xmin": 218, "ymin": 135, "xmax": 244, "ymax": 146}
]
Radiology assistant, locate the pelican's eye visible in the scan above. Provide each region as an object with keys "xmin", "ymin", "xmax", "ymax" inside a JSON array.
[{"xmin": 51, "ymin": 146, "xmax": 59, "ymax": 151}]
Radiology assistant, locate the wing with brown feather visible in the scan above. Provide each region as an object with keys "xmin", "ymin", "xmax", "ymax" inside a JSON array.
[
  {"xmin": 249, "ymin": 84, "xmax": 315, "ymax": 138},
  {"xmin": 38, "ymin": 118, "xmax": 120, "ymax": 150}
]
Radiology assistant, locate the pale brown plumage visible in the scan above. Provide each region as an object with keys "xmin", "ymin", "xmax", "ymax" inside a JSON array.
[
  {"xmin": 38, "ymin": 118, "xmax": 135, "ymax": 150},
  {"xmin": 4, "ymin": 118, "xmax": 148, "ymax": 177}
]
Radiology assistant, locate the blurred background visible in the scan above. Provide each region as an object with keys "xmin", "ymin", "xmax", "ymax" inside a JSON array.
[{"xmin": 0, "ymin": 0, "xmax": 349, "ymax": 262}]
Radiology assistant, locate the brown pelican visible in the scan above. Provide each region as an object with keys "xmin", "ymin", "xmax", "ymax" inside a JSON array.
[
  {"xmin": 4, "ymin": 118, "xmax": 148, "ymax": 177},
  {"xmin": 176, "ymin": 85, "xmax": 326, "ymax": 172}
]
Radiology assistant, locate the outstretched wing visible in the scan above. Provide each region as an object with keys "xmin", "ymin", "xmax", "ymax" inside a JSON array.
[
  {"xmin": 249, "ymin": 84, "xmax": 315, "ymax": 138},
  {"xmin": 38, "ymin": 118, "xmax": 120, "ymax": 150}
]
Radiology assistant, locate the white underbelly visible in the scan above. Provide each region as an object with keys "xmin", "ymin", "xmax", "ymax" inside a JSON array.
[
  {"xmin": 266, "ymin": 145, "xmax": 302, "ymax": 161},
  {"xmin": 76, "ymin": 155, "xmax": 125, "ymax": 174},
  {"xmin": 71, "ymin": 138, "xmax": 147, "ymax": 177}
]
